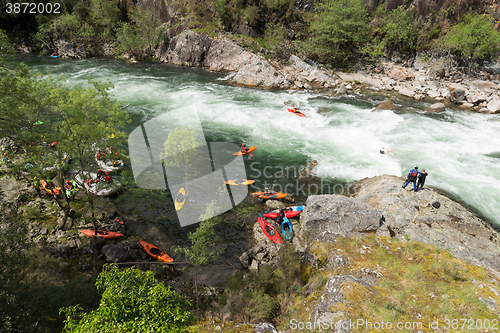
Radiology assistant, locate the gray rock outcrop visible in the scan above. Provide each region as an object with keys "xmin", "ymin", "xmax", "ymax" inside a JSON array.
[
  {"xmin": 352, "ymin": 175, "xmax": 500, "ymax": 276},
  {"xmin": 298, "ymin": 195, "xmax": 383, "ymax": 245}
]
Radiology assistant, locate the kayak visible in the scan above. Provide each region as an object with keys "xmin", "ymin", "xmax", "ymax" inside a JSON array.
[
  {"xmin": 258, "ymin": 214, "xmax": 282, "ymax": 244},
  {"xmin": 74, "ymin": 172, "xmax": 123, "ymax": 196},
  {"xmin": 80, "ymin": 229, "xmax": 123, "ymax": 239},
  {"xmin": 281, "ymin": 217, "xmax": 293, "ymax": 240},
  {"xmin": 174, "ymin": 188, "xmax": 186, "ymax": 211},
  {"xmin": 233, "ymin": 146, "xmax": 257, "ymax": 156},
  {"xmin": 262, "ymin": 205, "xmax": 304, "ymax": 219},
  {"xmin": 252, "ymin": 192, "xmax": 287, "ymax": 200},
  {"xmin": 137, "ymin": 240, "xmax": 174, "ymax": 263},
  {"xmin": 224, "ymin": 179, "xmax": 255, "ymax": 185},
  {"xmin": 287, "ymin": 108, "xmax": 305, "ymax": 117},
  {"xmin": 40, "ymin": 179, "xmax": 62, "ymax": 197},
  {"xmin": 50, "ymin": 55, "xmax": 58, "ymax": 58}
]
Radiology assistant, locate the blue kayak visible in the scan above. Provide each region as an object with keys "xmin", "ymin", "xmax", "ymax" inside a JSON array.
[
  {"xmin": 281, "ymin": 217, "xmax": 293, "ymax": 240},
  {"xmin": 50, "ymin": 55, "xmax": 59, "ymax": 58}
]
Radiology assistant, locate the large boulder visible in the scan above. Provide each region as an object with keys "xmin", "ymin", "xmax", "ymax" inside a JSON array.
[
  {"xmin": 373, "ymin": 99, "xmax": 397, "ymax": 111},
  {"xmin": 425, "ymin": 102, "xmax": 446, "ymax": 113},
  {"xmin": 352, "ymin": 175, "xmax": 500, "ymax": 276},
  {"xmin": 298, "ymin": 195, "xmax": 383, "ymax": 245},
  {"xmin": 162, "ymin": 30, "xmax": 212, "ymax": 67},
  {"xmin": 388, "ymin": 66, "xmax": 414, "ymax": 81},
  {"xmin": 204, "ymin": 38, "xmax": 253, "ymax": 72},
  {"xmin": 230, "ymin": 56, "xmax": 286, "ymax": 89},
  {"xmin": 487, "ymin": 98, "xmax": 500, "ymax": 113}
]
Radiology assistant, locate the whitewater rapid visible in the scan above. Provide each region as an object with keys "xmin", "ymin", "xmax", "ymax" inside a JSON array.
[{"xmin": 23, "ymin": 57, "xmax": 500, "ymax": 228}]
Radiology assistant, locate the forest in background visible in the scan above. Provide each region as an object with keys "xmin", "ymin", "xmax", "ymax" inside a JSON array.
[{"xmin": 1, "ymin": 0, "xmax": 500, "ymax": 68}]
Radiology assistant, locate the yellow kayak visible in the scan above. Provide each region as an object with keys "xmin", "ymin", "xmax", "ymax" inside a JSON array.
[{"xmin": 174, "ymin": 188, "xmax": 186, "ymax": 211}]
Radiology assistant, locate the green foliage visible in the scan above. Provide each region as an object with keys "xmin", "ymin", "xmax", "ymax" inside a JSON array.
[
  {"xmin": 243, "ymin": 5, "xmax": 261, "ymax": 28},
  {"xmin": 61, "ymin": 264, "xmax": 192, "ymax": 332},
  {"xmin": 309, "ymin": 0, "xmax": 369, "ymax": 65},
  {"xmin": 439, "ymin": 13, "xmax": 500, "ymax": 62},
  {"xmin": 161, "ymin": 127, "xmax": 203, "ymax": 184},
  {"xmin": 384, "ymin": 6, "xmax": 416, "ymax": 52},
  {"xmin": 115, "ymin": 7, "xmax": 165, "ymax": 58},
  {"xmin": 360, "ymin": 37, "xmax": 386, "ymax": 62}
]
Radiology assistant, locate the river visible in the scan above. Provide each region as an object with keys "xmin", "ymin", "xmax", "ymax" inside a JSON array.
[{"xmin": 18, "ymin": 56, "xmax": 500, "ymax": 230}]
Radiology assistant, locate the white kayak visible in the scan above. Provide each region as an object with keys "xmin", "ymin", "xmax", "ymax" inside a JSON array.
[{"xmin": 74, "ymin": 172, "xmax": 123, "ymax": 196}]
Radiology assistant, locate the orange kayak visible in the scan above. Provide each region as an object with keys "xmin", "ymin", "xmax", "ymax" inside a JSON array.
[
  {"xmin": 224, "ymin": 179, "xmax": 255, "ymax": 185},
  {"xmin": 137, "ymin": 240, "xmax": 174, "ymax": 263},
  {"xmin": 233, "ymin": 146, "xmax": 257, "ymax": 156},
  {"xmin": 252, "ymin": 192, "xmax": 287, "ymax": 200},
  {"xmin": 80, "ymin": 229, "xmax": 123, "ymax": 239}
]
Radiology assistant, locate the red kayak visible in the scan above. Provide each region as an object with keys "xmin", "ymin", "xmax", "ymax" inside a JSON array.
[
  {"xmin": 80, "ymin": 229, "xmax": 123, "ymax": 239},
  {"xmin": 262, "ymin": 205, "xmax": 304, "ymax": 219},
  {"xmin": 287, "ymin": 108, "xmax": 305, "ymax": 117},
  {"xmin": 258, "ymin": 214, "xmax": 282, "ymax": 244}
]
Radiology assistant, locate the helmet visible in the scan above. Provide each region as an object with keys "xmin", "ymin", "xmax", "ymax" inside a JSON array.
[
  {"xmin": 33, "ymin": 177, "xmax": 37, "ymax": 180},
  {"xmin": 3, "ymin": 152, "xmax": 7, "ymax": 156},
  {"xmin": 241, "ymin": 143, "xmax": 245, "ymax": 146},
  {"xmin": 415, "ymin": 166, "xmax": 418, "ymax": 169},
  {"xmin": 66, "ymin": 180, "xmax": 70, "ymax": 184},
  {"xmin": 97, "ymin": 169, "xmax": 101, "ymax": 172}
]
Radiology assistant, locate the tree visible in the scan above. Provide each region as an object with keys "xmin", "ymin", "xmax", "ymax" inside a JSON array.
[
  {"xmin": 440, "ymin": 13, "xmax": 500, "ymax": 66},
  {"xmin": 60, "ymin": 264, "xmax": 192, "ymax": 333},
  {"xmin": 384, "ymin": 6, "xmax": 416, "ymax": 53},
  {"xmin": 309, "ymin": 0, "xmax": 369, "ymax": 65}
]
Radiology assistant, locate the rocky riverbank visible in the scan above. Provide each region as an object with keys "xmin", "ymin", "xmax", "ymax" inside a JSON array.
[
  {"xmin": 156, "ymin": 30, "xmax": 500, "ymax": 114},
  {"xmin": 39, "ymin": 28, "xmax": 500, "ymax": 114}
]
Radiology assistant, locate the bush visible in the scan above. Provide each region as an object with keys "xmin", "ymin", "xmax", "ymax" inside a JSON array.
[
  {"xmin": 439, "ymin": 13, "xmax": 500, "ymax": 63},
  {"xmin": 384, "ymin": 6, "xmax": 416, "ymax": 53},
  {"xmin": 309, "ymin": 0, "xmax": 369, "ymax": 65},
  {"xmin": 60, "ymin": 264, "xmax": 192, "ymax": 333}
]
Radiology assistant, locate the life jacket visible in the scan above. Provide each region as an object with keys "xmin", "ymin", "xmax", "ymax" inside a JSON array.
[
  {"xmin": 241, "ymin": 147, "xmax": 246, "ymax": 153},
  {"xmin": 105, "ymin": 175, "xmax": 112, "ymax": 183}
]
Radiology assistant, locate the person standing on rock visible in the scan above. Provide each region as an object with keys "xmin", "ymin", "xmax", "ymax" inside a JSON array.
[
  {"xmin": 402, "ymin": 166, "xmax": 420, "ymax": 191},
  {"xmin": 416, "ymin": 168, "xmax": 428, "ymax": 191},
  {"xmin": 275, "ymin": 208, "xmax": 285, "ymax": 227}
]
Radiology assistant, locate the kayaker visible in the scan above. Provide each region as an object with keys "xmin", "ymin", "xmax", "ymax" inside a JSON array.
[
  {"xmin": 292, "ymin": 108, "xmax": 300, "ymax": 113},
  {"xmin": 176, "ymin": 191, "xmax": 187, "ymax": 202},
  {"xmin": 402, "ymin": 166, "xmax": 420, "ymax": 191},
  {"xmin": 104, "ymin": 172, "xmax": 113, "ymax": 183},
  {"xmin": 235, "ymin": 173, "xmax": 243, "ymax": 184},
  {"xmin": 275, "ymin": 208, "xmax": 286, "ymax": 227},
  {"xmin": 380, "ymin": 147, "xmax": 391, "ymax": 154},
  {"xmin": 96, "ymin": 169, "xmax": 105, "ymax": 181},
  {"xmin": 51, "ymin": 50, "xmax": 58, "ymax": 57},
  {"xmin": 416, "ymin": 168, "xmax": 428, "ymax": 191},
  {"xmin": 33, "ymin": 177, "xmax": 41, "ymax": 196},
  {"xmin": 241, "ymin": 143, "xmax": 249, "ymax": 153}
]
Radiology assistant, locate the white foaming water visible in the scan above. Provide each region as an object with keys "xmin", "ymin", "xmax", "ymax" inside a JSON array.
[{"xmin": 25, "ymin": 57, "xmax": 500, "ymax": 228}]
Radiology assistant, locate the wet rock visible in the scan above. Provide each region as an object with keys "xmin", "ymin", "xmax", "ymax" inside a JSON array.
[
  {"xmin": 299, "ymin": 195, "xmax": 382, "ymax": 246},
  {"xmin": 373, "ymin": 99, "xmax": 397, "ymax": 111},
  {"xmin": 249, "ymin": 245, "xmax": 264, "ymax": 256},
  {"xmin": 40, "ymin": 228, "xmax": 48, "ymax": 235},
  {"xmin": 299, "ymin": 160, "xmax": 318, "ymax": 181},
  {"xmin": 425, "ymin": 103, "xmax": 446, "ymax": 113},
  {"xmin": 334, "ymin": 84, "xmax": 347, "ymax": 96}
]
